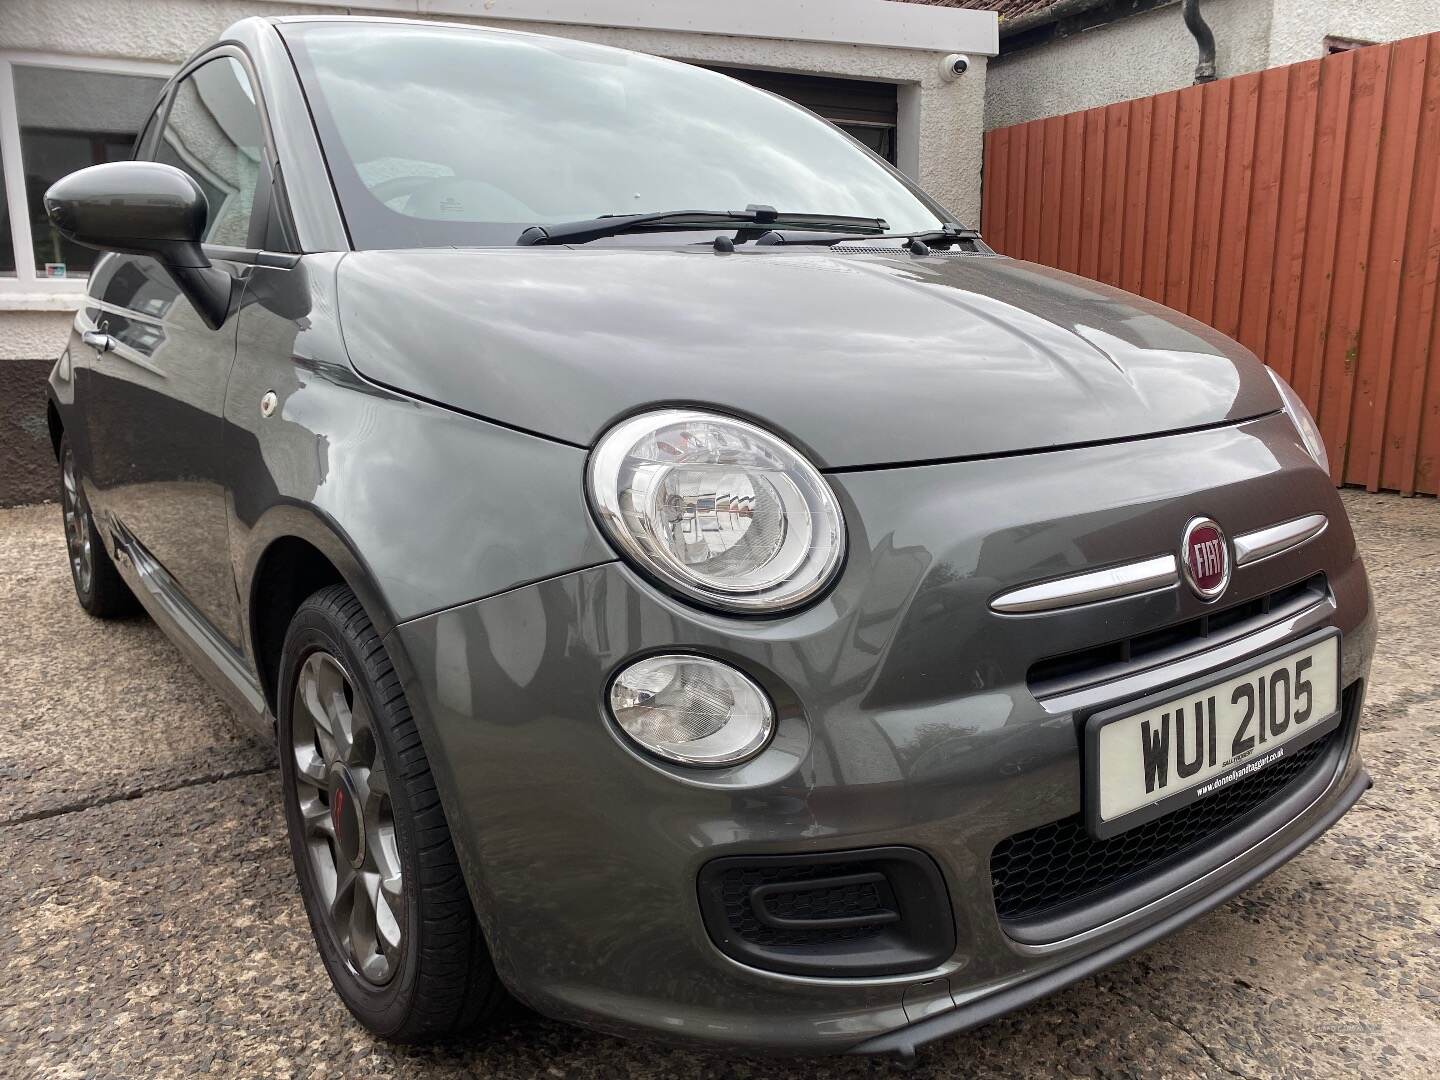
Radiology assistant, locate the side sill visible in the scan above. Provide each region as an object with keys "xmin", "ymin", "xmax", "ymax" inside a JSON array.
[{"xmin": 111, "ymin": 518, "xmax": 269, "ymax": 729}]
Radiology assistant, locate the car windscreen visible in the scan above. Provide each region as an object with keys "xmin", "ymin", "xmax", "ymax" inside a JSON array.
[{"xmin": 281, "ymin": 22, "xmax": 954, "ymax": 249}]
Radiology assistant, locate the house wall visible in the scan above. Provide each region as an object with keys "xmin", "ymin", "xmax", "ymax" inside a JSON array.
[
  {"xmin": 985, "ymin": 0, "xmax": 1440, "ymax": 131},
  {"xmin": 1269, "ymin": 0, "xmax": 1440, "ymax": 66},
  {"xmin": 0, "ymin": 0, "xmax": 994, "ymax": 506},
  {"xmin": 984, "ymin": 0, "xmax": 1273, "ymax": 130}
]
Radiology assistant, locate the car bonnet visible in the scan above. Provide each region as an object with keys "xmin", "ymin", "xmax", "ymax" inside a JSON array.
[{"xmin": 334, "ymin": 246, "xmax": 1281, "ymax": 469}]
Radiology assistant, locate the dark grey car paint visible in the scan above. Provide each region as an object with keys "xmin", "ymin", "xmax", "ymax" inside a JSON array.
[
  {"xmin": 81, "ymin": 251, "xmax": 245, "ymax": 645},
  {"xmin": 337, "ymin": 247, "xmax": 1283, "ymax": 467},
  {"xmin": 46, "ymin": 15, "xmax": 1374, "ymax": 1056},
  {"xmin": 387, "ymin": 413, "xmax": 1373, "ymax": 1051},
  {"xmin": 227, "ymin": 256, "xmax": 615, "ymax": 632}
]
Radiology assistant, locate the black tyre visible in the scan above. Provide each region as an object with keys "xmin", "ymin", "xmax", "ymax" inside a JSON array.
[
  {"xmin": 277, "ymin": 584, "xmax": 505, "ymax": 1042},
  {"xmin": 58, "ymin": 435, "xmax": 138, "ymax": 618}
]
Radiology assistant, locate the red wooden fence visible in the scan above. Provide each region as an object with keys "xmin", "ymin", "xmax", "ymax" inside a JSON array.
[{"xmin": 982, "ymin": 33, "xmax": 1440, "ymax": 496}]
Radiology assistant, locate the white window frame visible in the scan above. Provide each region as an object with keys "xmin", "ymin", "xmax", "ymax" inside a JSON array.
[{"xmin": 0, "ymin": 51, "xmax": 176, "ymax": 307}]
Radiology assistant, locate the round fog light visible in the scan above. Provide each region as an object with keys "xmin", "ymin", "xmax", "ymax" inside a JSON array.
[{"xmin": 608, "ymin": 655, "xmax": 774, "ymax": 767}]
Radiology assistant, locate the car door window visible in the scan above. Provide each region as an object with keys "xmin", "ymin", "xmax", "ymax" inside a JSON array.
[{"xmin": 154, "ymin": 57, "xmax": 264, "ymax": 248}]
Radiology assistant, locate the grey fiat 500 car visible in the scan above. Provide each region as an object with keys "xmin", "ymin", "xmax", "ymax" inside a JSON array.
[{"xmin": 44, "ymin": 14, "xmax": 1373, "ymax": 1058}]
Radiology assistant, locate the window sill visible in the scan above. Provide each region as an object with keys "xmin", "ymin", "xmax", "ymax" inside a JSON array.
[{"xmin": 0, "ymin": 291, "xmax": 84, "ymax": 312}]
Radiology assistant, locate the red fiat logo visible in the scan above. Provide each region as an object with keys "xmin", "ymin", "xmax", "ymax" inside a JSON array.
[{"xmin": 1182, "ymin": 518, "xmax": 1229, "ymax": 600}]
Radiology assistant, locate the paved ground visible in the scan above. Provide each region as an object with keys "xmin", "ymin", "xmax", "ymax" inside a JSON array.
[{"xmin": 1, "ymin": 492, "xmax": 1437, "ymax": 1079}]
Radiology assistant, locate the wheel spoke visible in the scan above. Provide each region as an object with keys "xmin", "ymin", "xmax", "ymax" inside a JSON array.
[
  {"xmin": 371, "ymin": 870, "xmax": 403, "ymax": 967},
  {"xmin": 301, "ymin": 795, "xmax": 334, "ymax": 841},
  {"xmin": 340, "ymin": 696, "xmax": 371, "ymax": 766},
  {"xmin": 294, "ymin": 745, "xmax": 328, "ymax": 787},
  {"xmin": 329, "ymin": 865, "xmax": 357, "ymax": 944},
  {"xmin": 363, "ymin": 755, "xmax": 389, "ymax": 807},
  {"xmin": 314, "ymin": 654, "xmax": 356, "ymax": 764},
  {"xmin": 298, "ymin": 655, "xmax": 340, "ymax": 765},
  {"xmin": 331, "ymin": 698, "xmax": 358, "ymax": 767},
  {"xmin": 350, "ymin": 872, "xmax": 391, "ymax": 982}
]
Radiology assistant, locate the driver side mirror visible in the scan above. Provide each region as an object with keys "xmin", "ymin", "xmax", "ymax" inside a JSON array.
[{"xmin": 44, "ymin": 161, "xmax": 234, "ymax": 330}]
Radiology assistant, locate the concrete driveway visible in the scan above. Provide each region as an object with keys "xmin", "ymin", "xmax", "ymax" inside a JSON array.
[{"xmin": 2, "ymin": 492, "xmax": 1437, "ymax": 1078}]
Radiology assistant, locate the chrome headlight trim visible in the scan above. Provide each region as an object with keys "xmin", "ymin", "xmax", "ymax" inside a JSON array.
[
  {"xmin": 608, "ymin": 653, "xmax": 775, "ymax": 767},
  {"xmin": 587, "ymin": 409, "xmax": 845, "ymax": 613}
]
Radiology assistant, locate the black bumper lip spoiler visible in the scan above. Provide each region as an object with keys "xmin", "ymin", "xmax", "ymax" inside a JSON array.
[{"xmin": 849, "ymin": 765, "xmax": 1372, "ymax": 1059}]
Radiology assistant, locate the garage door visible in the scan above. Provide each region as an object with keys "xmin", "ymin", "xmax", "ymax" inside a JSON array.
[{"xmin": 703, "ymin": 66, "xmax": 899, "ymax": 164}]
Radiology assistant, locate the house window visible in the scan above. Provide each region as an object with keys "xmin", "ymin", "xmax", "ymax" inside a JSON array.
[
  {"xmin": 0, "ymin": 55, "xmax": 172, "ymax": 295},
  {"xmin": 0, "ymin": 149, "xmax": 12, "ymax": 275}
]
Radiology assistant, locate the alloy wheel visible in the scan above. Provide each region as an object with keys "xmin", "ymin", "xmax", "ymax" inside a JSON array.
[
  {"xmin": 290, "ymin": 650, "xmax": 405, "ymax": 985},
  {"xmin": 61, "ymin": 448, "xmax": 93, "ymax": 596}
]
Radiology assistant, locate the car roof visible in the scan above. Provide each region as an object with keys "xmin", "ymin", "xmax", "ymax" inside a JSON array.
[{"xmin": 207, "ymin": 13, "xmax": 625, "ymax": 70}]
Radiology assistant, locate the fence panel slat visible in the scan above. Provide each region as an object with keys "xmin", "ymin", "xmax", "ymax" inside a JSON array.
[
  {"xmin": 1362, "ymin": 36, "xmax": 1427, "ymax": 491},
  {"xmin": 1394, "ymin": 35, "xmax": 1440, "ymax": 494},
  {"xmin": 1142, "ymin": 92, "xmax": 1177, "ymax": 298},
  {"xmin": 1266, "ymin": 58, "xmax": 1321, "ymax": 386},
  {"xmin": 1214, "ymin": 72, "xmax": 1261, "ymax": 340},
  {"xmin": 981, "ymin": 32, "xmax": 1440, "ymax": 495},
  {"xmin": 1238, "ymin": 67, "xmax": 1288, "ymax": 357},
  {"xmin": 1328, "ymin": 45, "xmax": 1388, "ymax": 486}
]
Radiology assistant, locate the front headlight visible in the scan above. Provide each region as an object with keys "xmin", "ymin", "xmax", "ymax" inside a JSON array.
[
  {"xmin": 587, "ymin": 409, "xmax": 845, "ymax": 612},
  {"xmin": 1267, "ymin": 368, "xmax": 1330, "ymax": 474}
]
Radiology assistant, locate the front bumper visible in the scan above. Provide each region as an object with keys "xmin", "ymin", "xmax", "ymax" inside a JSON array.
[{"xmin": 386, "ymin": 413, "xmax": 1375, "ymax": 1054}]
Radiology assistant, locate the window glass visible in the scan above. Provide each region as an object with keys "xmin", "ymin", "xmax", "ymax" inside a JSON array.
[
  {"xmin": 155, "ymin": 58, "xmax": 264, "ymax": 247},
  {"xmin": 284, "ymin": 23, "xmax": 950, "ymax": 249},
  {"xmin": 14, "ymin": 65, "xmax": 165, "ymax": 276}
]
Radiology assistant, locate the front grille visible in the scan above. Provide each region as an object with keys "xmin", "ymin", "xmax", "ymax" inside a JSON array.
[
  {"xmin": 991, "ymin": 717, "xmax": 1346, "ymax": 924},
  {"xmin": 1028, "ymin": 574, "xmax": 1328, "ymax": 701},
  {"xmin": 696, "ymin": 847, "xmax": 954, "ymax": 976}
]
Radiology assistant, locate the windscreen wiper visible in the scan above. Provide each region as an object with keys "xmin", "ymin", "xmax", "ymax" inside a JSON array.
[{"xmin": 515, "ymin": 205, "xmax": 888, "ymax": 246}]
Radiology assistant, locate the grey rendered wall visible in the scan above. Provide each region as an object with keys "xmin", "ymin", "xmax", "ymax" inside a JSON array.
[
  {"xmin": 1269, "ymin": 0, "xmax": 1440, "ymax": 66},
  {"xmin": 984, "ymin": 0, "xmax": 1272, "ymax": 130},
  {"xmin": 985, "ymin": 0, "xmax": 1440, "ymax": 132}
]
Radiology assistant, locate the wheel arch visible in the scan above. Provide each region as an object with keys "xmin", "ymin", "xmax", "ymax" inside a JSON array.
[
  {"xmin": 242, "ymin": 504, "xmax": 401, "ymax": 716},
  {"xmin": 46, "ymin": 399, "xmax": 64, "ymax": 460}
]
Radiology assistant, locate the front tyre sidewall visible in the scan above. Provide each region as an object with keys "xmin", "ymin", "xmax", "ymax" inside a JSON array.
[{"xmin": 278, "ymin": 617, "xmax": 424, "ymax": 1035}]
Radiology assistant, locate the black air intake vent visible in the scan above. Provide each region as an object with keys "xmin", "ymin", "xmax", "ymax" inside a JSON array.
[{"xmin": 697, "ymin": 847, "xmax": 953, "ymax": 977}]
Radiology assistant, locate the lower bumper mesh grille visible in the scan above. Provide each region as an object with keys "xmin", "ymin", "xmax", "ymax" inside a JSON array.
[
  {"xmin": 991, "ymin": 686, "xmax": 1355, "ymax": 924},
  {"xmin": 717, "ymin": 863, "xmax": 895, "ymax": 947}
]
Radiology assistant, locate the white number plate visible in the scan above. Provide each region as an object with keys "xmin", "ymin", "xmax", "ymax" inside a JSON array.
[{"xmin": 1084, "ymin": 632, "xmax": 1341, "ymax": 839}]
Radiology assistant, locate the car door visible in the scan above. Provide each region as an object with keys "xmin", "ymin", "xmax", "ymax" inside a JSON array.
[{"xmin": 83, "ymin": 54, "xmax": 267, "ymax": 648}]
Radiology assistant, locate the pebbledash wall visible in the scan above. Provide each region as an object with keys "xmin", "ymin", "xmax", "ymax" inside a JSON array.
[
  {"xmin": 0, "ymin": 0, "xmax": 998, "ymax": 506},
  {"xmin": 984, "ymin": 0, "xmax": 1440, "ymax": 130}
]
